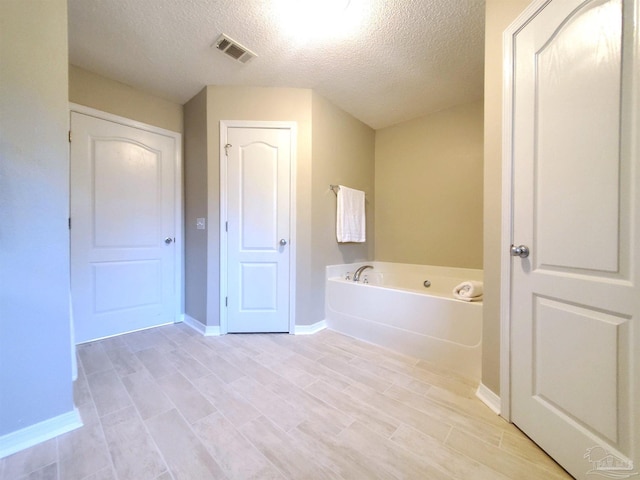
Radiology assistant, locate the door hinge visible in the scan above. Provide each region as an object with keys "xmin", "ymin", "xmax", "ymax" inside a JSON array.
[
  {"xmin": 225, "ymin": 221, "xmax": 228, "ymax": 232},
  {"xmin": 68, "ymin": 131, "xmax": 72, "ymax": 143},
  {"xmin": 225, "ymin": 297, "xmax": 228, "ymax": 307},
  {"xmin": 224, "ymin": 143, "xmax": 232, "ymax": 156},
  {"xmin": 68, "ymin": 217, "xmax": 71, "ymax": 229}
]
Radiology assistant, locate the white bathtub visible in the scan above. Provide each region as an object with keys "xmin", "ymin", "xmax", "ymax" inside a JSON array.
[{"xmin": 325, "ymin": 262, "xmax": 482, "ymax": 382}]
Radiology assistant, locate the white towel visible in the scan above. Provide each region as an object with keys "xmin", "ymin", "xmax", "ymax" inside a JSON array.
[
  {"xmin": 453, "ymin": 281, "xmax": 483, "ymax": 302},
  {"xmin": 336, "ymin": 185, "xmax": 366, "ymax": 243}
]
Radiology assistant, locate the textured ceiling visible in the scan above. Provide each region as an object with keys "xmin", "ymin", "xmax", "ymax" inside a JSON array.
[{"xmin": 68, "ymin": 0, "xmax": 485, "ymax": 129}]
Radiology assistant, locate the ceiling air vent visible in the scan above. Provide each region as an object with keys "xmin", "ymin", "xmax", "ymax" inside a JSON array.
[{"xmin": 214, "ymin": 34, "xmax": 257, "ymax": 64}]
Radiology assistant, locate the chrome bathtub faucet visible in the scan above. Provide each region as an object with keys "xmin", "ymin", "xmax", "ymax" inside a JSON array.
[{"xmin": 353, "ymin": 265, "xmax": 373, "ymax": 282}]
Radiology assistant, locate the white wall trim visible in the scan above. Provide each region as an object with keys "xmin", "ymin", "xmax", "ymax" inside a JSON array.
[
  {"xmin": 294, "ymin": 320, "xmax": 327, "ymax": 335},
  {"xmin": 219, "ymin": 120, "xmax": 298, "ymax": 334},
  {"xmin": 476, "ymin": 383, "xmax": 501, "ymax": 415},
  {"xmin": 69, "ymin": 103, "xmax": 182, "ymax": 136},
  {"xmin": 183, "ymin": 315, "xmax": 221, "ymax": 336},
  {"xmin": 0, "ymin": 408, "xmax": 82, "ymax": 459},
  {"xmin": 499, "ymin": 0, "xmax": 551, "ymax": 423}
]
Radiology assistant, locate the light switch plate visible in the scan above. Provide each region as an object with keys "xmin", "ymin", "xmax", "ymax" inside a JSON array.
[{"xmin": 196, "ymin": 218, "xmax": 206, "ymax": 230}]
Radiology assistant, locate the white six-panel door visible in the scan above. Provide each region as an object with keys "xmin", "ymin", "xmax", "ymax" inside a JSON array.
[
  {"xmin": 507, "ymin": 0, "xmax": 639, "ymax": 478},
  {"xmin": 222, "ymin": 124, "xmax": 293, "ymax": 333},
  {"xmin": 71, "ymin": 109, "xmax": 180, "ymax": 343}
]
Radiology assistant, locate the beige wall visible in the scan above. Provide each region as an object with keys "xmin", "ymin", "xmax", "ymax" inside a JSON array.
[
  {"xmin": 483, "ymin": 0, "xmax": 532, "ymax": 395},
  {"xmin": 375, "ymin": 101, "xmax": 484, "ymax": 269},
  {"xmin": 196, "ymin": 87, "xmax": 375, "ymax": 327},
  {"xmin": 69, "ymin": 65, "xmax": 183, "ymax": 133},
  {"xmin": 310, "ymin": 92, "xmax": 376, "ymax": 322},
  {"xmin": 205, "ymin": 86, "xmax": 314, "ymax": 326},
  {"xmin": 0, "ymin": 0, "xmax": 76, "ymax": 436},
  {"xmin": 183, "ymin": 88, "xmax": 208, "ymax": 324}
]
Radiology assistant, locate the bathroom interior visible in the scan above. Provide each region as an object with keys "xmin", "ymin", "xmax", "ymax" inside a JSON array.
[
  {"xmin": 7, "ymin": 0, "xmax": 618, "ymax": 478},
  {"xmin": 175, "ymin": 83, "xmax": 484, "ymax": 368}
]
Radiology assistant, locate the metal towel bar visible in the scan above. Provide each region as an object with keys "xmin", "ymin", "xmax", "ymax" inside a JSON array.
[{"xmin": 329, "ymin": 184, "xmax": 367, "ymax": 196}]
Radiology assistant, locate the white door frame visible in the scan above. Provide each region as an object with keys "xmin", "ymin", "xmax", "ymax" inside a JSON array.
[
  {"xmin": 219, "ymin": 120, "xmax": 297, "ymax": 335},
  {"xmin": 499, "ymin": 0, "xmax": 551, "ymax": 421},
  {"xmin": 68, "ymin": 103, "xmax": 184, "ymax": 327}
]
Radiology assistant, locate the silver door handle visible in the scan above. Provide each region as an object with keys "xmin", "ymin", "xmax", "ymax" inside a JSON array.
[
  {"xmin": 165, "ymin": 237, "xmax": 174, "ymax": 245},
  {"xmin": 511, "ymin": 244, "xmax": 529, "ymax": 258},
  {"xmin": 279, "ymin": 239, "xmax": 287, "ymax": 246}
]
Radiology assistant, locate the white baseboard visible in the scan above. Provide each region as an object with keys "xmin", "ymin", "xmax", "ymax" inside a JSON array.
[
  {"xmin": 476, "ymin": 383, "xmax": 501, "ymax": 415},
  {"xmin": 294, "ymin": 320, "xmax": 326, "ymax": 335},
  {"xmin": 184, "ymin": 315, "xmax": 325, "ymax": 336},
  {"xmin": 0, "ymin": 408, "xmax": 82, "ymax": 459},
  {"xmin": 183, "ymin": 315, "xmax": 221, "ymax": 336}
]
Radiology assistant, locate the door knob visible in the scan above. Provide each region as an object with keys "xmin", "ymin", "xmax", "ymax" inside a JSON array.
[
  {"xmin": 511, "ymin": 244, "xmax": 529, "ymax": 258},
  {"xmin": 279, "ymin": 239, "xmax": 287, "ymax": 246},
  {"xmin": 165, "ymin": 237, "xmax": 174, "ymax": 245}
]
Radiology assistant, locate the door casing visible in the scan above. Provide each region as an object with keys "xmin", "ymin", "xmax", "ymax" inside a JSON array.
[{"xmin": 219, "ymin": 120, "xmax": 297, "ymax": 334}]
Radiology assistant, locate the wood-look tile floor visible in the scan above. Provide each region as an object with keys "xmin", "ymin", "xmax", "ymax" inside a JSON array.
[{"xmin": 0, "ymin": 324, "xmax": 573, "ymax": 479}]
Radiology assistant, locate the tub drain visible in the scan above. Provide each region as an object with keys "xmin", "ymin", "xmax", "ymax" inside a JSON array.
[{"xmin": 423, "ymin": 280, "xmax": 431, "ymax": 288}]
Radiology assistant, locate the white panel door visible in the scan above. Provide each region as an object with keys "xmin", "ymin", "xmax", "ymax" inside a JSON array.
[
  {"xmin": 71, "ymin": 111, "xmax": 178, "ymax": 343},
  {"xmin": 225, "ymin": 126, "xmax": 291, "ymax": 333},
  {"xmin": 510, "ymin": 1, "xmax": 639, "ymax": 478}
]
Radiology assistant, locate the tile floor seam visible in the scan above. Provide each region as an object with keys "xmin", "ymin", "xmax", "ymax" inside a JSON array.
[
  {"xmin": 66, "ymin": 363, "xmax": 111, "ymax": 479},
  {"xmin": 300, "ymin": 376, "xmax": 378, "ymax": 431},
  {"xmin": 419, "ymin": 391, "xmax": 509, "ymax": 438},
  {"xmin": 159, "ymin": 370, "xmax": 217, "ymax": 424},
  {"xmin": 133, "ymin": 408, "xmax": 175, "ymax": 480},
  {"xmin": 292, "ymin": 382, "xmax": 358, "ymax": 431},
  {"xmin": 140, "ymin": 406, "xmax": 227, "ymax": 478},
  {"xmin": 296, "ymin": 422, "xmax": 391, "ymax": 480},
  {"xmin": 55, "ymin": 437, "xmax": 61, "ymax": 480},
  {"xmin": 18, "ymin": 460, "xmax": 56, "ymax": 480},
  {"xmin": 168, "ymin": 347, "xmax": 211, "ymax": 379},
  {"xmin": 338, "ymin": 420, "xmax": 443, "ymax": 480},
  {"xmin": 157, "ymin": 370, "xmax": 267, "ymax": 478},
  {"xmin": 92, "ymin": 371, "xmax": 121, "ymax": 480},
  {"xmin": 397, "ymin": 423, "xmax": 515, "ymax": 480},
  {"xmin": 447, "ymin": 426, "xmax": 568, "ymax": 480},
  {"xmin": 498, "ymin": 430, "xmax": 571, "ymax": 478},
  {"xmin": 343, "ymin": 358, "xmax": 396, "ymax": 391},
  {"xmin": 228, "ymin": 415, "xmax": 290, "ymax": 479},
  {"xmin": 386, "ymin": 422, "xmax": 402, "ymax": 440},
  {"xmin": 102, "ymin": 347, "xmax": 172, "ymax": 480},
  {"xmin": 237, "ymin": 415, "xmax": 308, "ymax": 479},
  {"xmin": 385, "ymin": 432, "xmax": 466, "ymax": 480},
  {"xmin": 381, "ymin": 381, "xmax": 394, "ymax": 395},
  {"xmin": 195, "ymin": 375, "xmax": 262, "ymax": 430},
  {"xmin": 227, "ymin": 378, "xmax": 304, "ymax": 434},
  {"xmin": 117, "ymin": 392, "xmax": 173, "ymax": 480},
  {"xmin": 442, "ymin": 424, "xmax": 454, "ymax": 444}
]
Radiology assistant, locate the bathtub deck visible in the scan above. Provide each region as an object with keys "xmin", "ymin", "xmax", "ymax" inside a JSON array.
[{"xmin": 1, "ymin": 324, "xmax": 571, "ymax": 480}]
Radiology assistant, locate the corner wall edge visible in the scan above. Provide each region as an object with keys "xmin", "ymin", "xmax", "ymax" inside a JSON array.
[
  {"xmin": 294, "ymin": 320, "xmax": 327, "ymax": 335},
  {"xmin": 476, "ymin": 383, "xmax": 501, "ymax": 415},
  {"xmin": 183, "ymin": 315, "xmax": 221, "ymax": 336}
]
